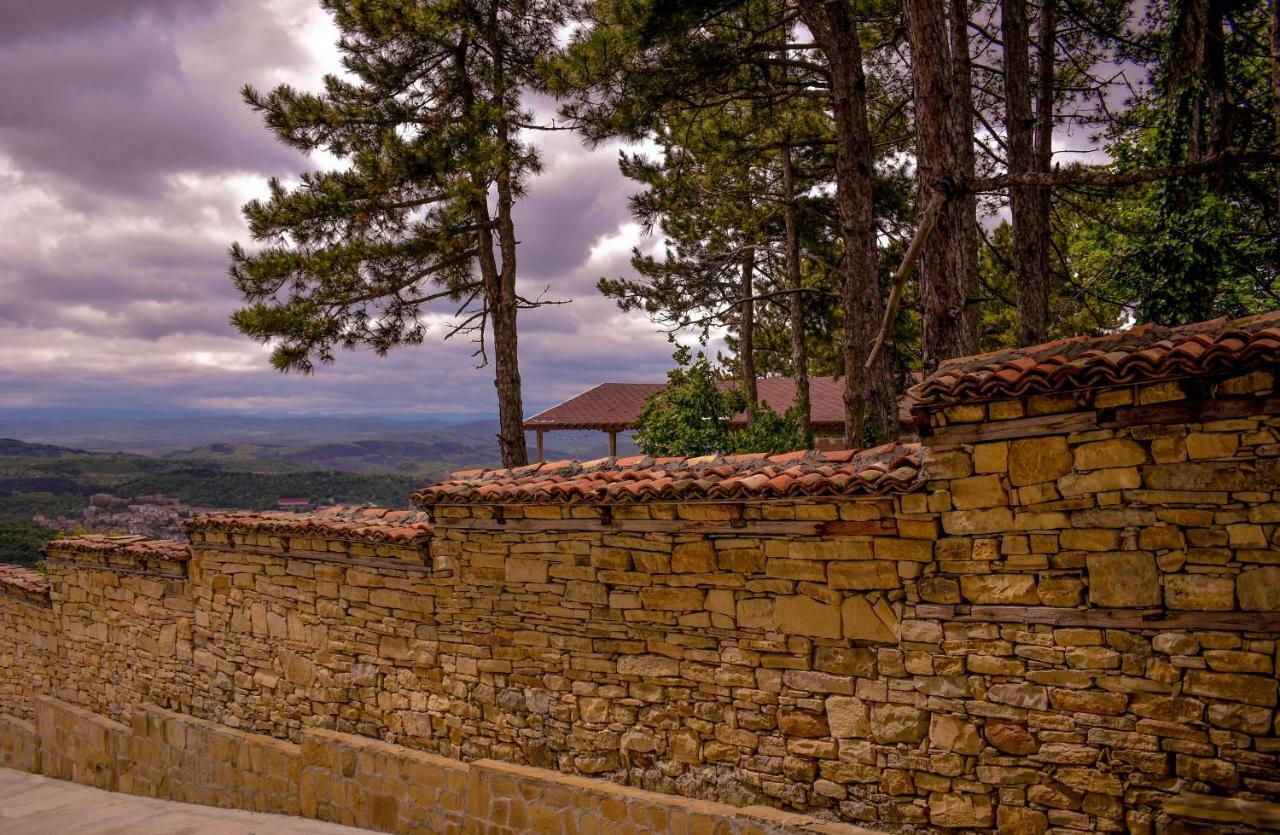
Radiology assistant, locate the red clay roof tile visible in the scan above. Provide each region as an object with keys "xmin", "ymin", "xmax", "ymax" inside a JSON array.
[
  {"xmin": 183, "ymin": 505, "xmax": 432, "ymax": 543},
  {"xmin": 524, "ymin": 377, "xmax": 850, "ymax": 432},
  {"xmin": 0, "ymin": 563, "xmax": 50, "ymax": 602},
  {"xmin": 909, "ymin": 311, "xmax": 1280, "ymax": 410},
  {"xmin": 45, "ymin": 534, "xmax": 193, "ymax": 563},
  {"xmin": 412, "ymin": 442, "xmax": 923, "ymax": 506}
]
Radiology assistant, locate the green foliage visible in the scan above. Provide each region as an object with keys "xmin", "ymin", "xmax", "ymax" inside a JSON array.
[
  {"xmin": 633, "ymin": 348, "xmax": 805, "ymax": 457},
  {"xmin": 977, "ymin": 220, "xmax": 1126, "ymax": 352},
  {"xmin": 0, "ymin": 518, "xmax": 58, "ymax": 567},
  {"xmin": 633, "ymin": 347, "xmax": 740, "ymax": 457},
  {"xmin": 0, "ymin": 491, "xmax": 85, "ymax": 520},
  {"xmin": 1063, "ymin": 2, "xmax": 1280, "ymax": 325},
  {"xmin": 230, "ymin": 0, "xmax": 570, "ymax": 370},
  {"xmin": 728, "ymin": 404, "xmax": 806, "ymax": 455}
]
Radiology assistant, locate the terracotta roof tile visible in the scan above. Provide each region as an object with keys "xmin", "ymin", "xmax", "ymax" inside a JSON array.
[
  {"xmin": 412, "ymin": 442, "xmax": 923, "ymax": 506},
  {"xmin": 524, "ymin": 377, "xmax": 850, "ymax": 432},
  {"xmin": 0, "ymin": 563, "xmax": 50, "ymax": 602},
  {"xmin": 909, "ymin": 311, "xmax": 1280, "ymax": 410},
  {"xmin": 45, "ymin": 534, "xmax": 193, "ymax": 563},
  {"xmin": 183, "ymin": 505, "xmax": 432, "ymax": 544}
]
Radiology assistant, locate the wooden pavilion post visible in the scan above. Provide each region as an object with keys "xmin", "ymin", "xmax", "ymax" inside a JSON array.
[{"xmin": 535, "ymin": 430, "xmax": 544, "ymax": 463}]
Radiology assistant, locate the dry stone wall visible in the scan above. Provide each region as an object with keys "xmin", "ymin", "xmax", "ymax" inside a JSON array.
[
  {"xmin": 0, "ymin": 578, "xmax": 54, "ymax": 720},
  {"xmin": 0, "ymin": 370, "xmax": 1278, "ymax": 832}
]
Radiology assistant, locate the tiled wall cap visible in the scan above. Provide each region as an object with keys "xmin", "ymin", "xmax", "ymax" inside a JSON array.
[
  {"xmin": 909, "ymin": 310, "xmax": 1280, "ymax": 409},
  {"xmin": 412, "ymin": 442, "xmax": 924, "ymax": 506},
  {"xmin": 183, "ymin": 506, "xmax": 433, "ymax": 543}
]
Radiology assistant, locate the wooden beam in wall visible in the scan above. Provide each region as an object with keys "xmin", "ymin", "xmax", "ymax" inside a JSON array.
[
  {"xmin": 433, "ymin": 516, "xmax": 891, "ymax": 536},
  {"xmin": 917, "ymin": 603, "xmax": 1280, "ymax": 632}
]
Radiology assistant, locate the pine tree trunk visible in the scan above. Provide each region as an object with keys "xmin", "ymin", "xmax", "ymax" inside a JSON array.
[
  {"xmin": 739, "ymin": 249, "xmax": 758, "ymax": 415},
  {"xmin": 1032, "ymin": 0, "xmax": 1056, "ymax": 332},
  {"xmin": 492, "ymin": 193, "xmax": 528, "ymax": 469},
  {"xmin": 483, "ymin": 21, "xmax": 528, "ymax": 469},
  {"xmin": 904, "ymin": 0, "xmax": 979, "ymax": 372},
  {"xmin": 949, "ymin": 0, "xmax": 982, "ymax": 348},
  {"xmin": 1272, "ymin": 0, "xmax": 1280, "ymax": 217},
  {"xmin": 1002, "ymin": 0, "xmax": 1050, "ymax": 346},
  {"xmin": 472, "ymin": 191, "xmax": 527, "ymax": 470},
  {"xmin": 798, "ymin": 0, "xmax": 896, "ymax": 447},
  {"xmin": 491, "ymin": 274, "xmax": 527, "ymax": 469},
  {"xmin": 1169, "ymin": 0, "xmax": 1231, "ymax": 162},
  {"xmin": 782, "ymin": 146, "xmax": 811, "ymax": 441}
]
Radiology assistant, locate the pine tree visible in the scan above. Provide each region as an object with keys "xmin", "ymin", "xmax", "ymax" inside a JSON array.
[
  {"xmin": 553, "ymin": 0, "xmax": 908, "ymax": 445},
  {"xmin": 229, "ymin": 0, "xmax": 573, "ymax": 468}
]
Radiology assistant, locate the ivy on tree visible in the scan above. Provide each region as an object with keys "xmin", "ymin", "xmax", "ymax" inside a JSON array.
[{"xmin": 229, "ymin": 0, "xmax": 573, "ymax": 467}]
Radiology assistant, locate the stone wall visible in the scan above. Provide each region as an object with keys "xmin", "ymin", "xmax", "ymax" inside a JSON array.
[
  {"xmin": 0, "ymin": 369, "xmax": 1278, "ymax": 832},
  {"xmin": 0, "ymin": 579, "xmax": 54, "ymax": 720},
  {"xmin": 4, "ymin": 694, "xmax": 872, "ymax": 835}
]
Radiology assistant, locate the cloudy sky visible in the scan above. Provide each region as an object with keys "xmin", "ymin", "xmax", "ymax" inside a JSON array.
[{"xmin": 0, "ymin": 0, "xmax": 678, "ymax": 419}]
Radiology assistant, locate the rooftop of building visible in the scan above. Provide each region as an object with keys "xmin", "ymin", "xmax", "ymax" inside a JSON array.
[{"xmin": 523, "ymin": 376, "xmax": 849, "ymax": 433}]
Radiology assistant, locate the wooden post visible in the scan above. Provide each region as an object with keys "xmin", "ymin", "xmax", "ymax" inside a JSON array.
[
  {"xmin": 609, "ymin": 431, "xmax": 617, "ymax": 457},
  {"xmin": 536, "ymin": 430, "xmax": 544, "ymax": 463}
]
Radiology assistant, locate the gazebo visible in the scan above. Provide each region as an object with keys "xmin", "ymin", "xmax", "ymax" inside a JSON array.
[{"xmin": 522, "ymin": 377, "xmax": 850, "ymax": 462}]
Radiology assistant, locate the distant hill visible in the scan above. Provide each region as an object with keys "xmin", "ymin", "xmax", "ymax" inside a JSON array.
[
  {"xmin": 0, "ymin": 417, "xmax": 641, "ymax": 525},
  {"xmin": 0, "ymin": 415, "xmax": 637, "ymax": 471},
  {"xmin": 0, "ymin": 437, "xmax": 423, "ymax": 517}
]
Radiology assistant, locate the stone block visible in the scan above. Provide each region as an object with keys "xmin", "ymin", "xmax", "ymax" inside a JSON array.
[
  {"xmin": 823, "ymin": 696, "xmax": 868, "ymax": 739},
  {"xmin": 987, "ymin": 683, "xmax": 1049, "ymax": 710},
  {"xmin": 639, "ymin": 587, "xmax": 705, "ymax": 611},
  {"xmin": 985, "ymin": 722, "xmax": 1038, "ymax": 755},
  {"xmin": 928, "ymin": 793, "xmax": 993, "ymax": 828},
  {"xmin": 928, "ymin": 714, "xmax": 982, "ymax": 754},
  {"xmin": 777, "ymin": 709, "xmax": 828, "ymax": 738},
  {"xmin": 617, "ymin": 655, "xmax": 680, "ymax": 678},
  {"xmin": 972, "ymin": 442, "xmax": 1008, "ymax": 474},
  {"xmin": 737, "ymin": 597, "xmax": 773, "ymax": 629},
  {"xmin": 928, "ymin": 449, "xmax": 973, "ymax": 479},
  {"xmin": 772, "ymin": 595, "xmax": 841, "ymax": 639},
  {"xmin": 959, "ymin": 574, "xmax": 1039, "ymax": 605},
  {"xmin": 828, "ymin": 561, "xmax": 898, "ymax": 590},
  {"xmin": 1059, "ymin": 528, "xmax": 1121, "ymax": 551},
  {"xmin": 1009, "ymin": 437, "xmax": 1072, "ymax": 486},
  {"xmin": 997, "ymin": 806, "xmax": 1048, "ymax": 835},
  {"xmin": 1073, "ymin": 439, "xmax": 1146, "ymax": 470},
  {"xmin": 870, "ymin": 704, "xmax": 928, "ymax": 743},
  {"xmin": 1086, "ymin": 552, "xmax": 1160, "ymax": 607},
  {"xmin": 841, "ymin": 596, "xmax": 899, "ymax": 643},
  {"xmin": 1058, "ymin": 467, "xmax": 1141, "ymax": 496},
  {"xmin": 950, "ymin": 475, "xmax": 1008, "ymax": 509},
  {"xmin": 873, "ymin": 538, "xmax": 933, "ymax": 561},
  {"xmin": 1164, "ymin": 574, "xmax": 1234, "ymax": 611},
  {"xmin": 1186, "ymin": 432, "xmax": 1240, "ymax": 459},
  {"xmin": 1238, "ymin": 567, "xmax": 1280, "ymax": 610},
  {"xmin": 503, "ymin": 558, "xmax": 547, "ymax": 584},
  {"xmin": 1184, "ymin": 670, "xmax": 1278, "ymax": 706}
]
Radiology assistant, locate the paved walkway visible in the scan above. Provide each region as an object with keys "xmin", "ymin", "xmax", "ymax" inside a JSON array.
[{"xmin": 0, "ymin": 767, "xmax": 376, "ymax": 834}]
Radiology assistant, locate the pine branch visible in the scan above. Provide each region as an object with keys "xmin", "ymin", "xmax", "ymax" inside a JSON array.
[{"xmin": 966, "ymin": 148, "xmax": 1280, "ymax": 192}]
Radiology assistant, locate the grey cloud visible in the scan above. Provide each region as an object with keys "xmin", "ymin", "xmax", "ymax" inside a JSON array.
[
  {"xmin": 0, "ymin": 2, "xmax": 678, "ymax": 419},
  {"xmin": 0, "ymin": 0, "xmax": 304, "ymax": 200},
  {"xmin": 0, "ymin": 0, "xmax": 215, "ymax": 45},
  {"xmin": 514, "ymin": 140, "xmax": 638, "ymax": 282}
]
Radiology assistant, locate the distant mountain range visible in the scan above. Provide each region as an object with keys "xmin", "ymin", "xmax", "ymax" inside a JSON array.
[{"xmin": 0, "ymin": 415, "xmax": 638, "ymax": 474}]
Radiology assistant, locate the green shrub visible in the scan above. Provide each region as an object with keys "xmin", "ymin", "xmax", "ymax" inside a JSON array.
[{"xmin": 634, "ymin": 348, "xmax": 807, "ymax": 457}]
